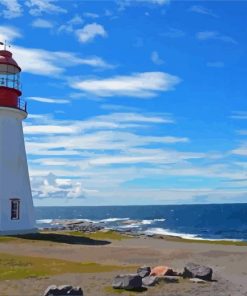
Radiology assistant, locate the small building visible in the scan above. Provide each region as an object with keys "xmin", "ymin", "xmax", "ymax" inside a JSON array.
[{"xmin": 0, "ymin": 48, "xmax": 36, "ymax": 234}]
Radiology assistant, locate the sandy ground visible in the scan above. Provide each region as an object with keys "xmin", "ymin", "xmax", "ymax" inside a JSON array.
[{"xmin": 0, "ymin": 234, "xmax": 247, "ymax": 296}]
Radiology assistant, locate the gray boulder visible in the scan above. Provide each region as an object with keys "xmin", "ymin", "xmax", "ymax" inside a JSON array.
[
  {"xmin": 137, "ymin": 266, "xmax": 151, "ymax": 278},
  {"xmin": 43, "ymin": 285, "xmax": 83, "ymax": 296},
  {"xmin": 142, "ymin": 276, "xmax": 158, "ymax": 286},
  {"xmin": 183, "ymin": 263, "xmax": 213, "ymax": 281},
  {"xmin": 112, "ymin": 274, "xmax": 142, "ymax": 290},
  {"xmin": 44, "ymin": 285, "xmax": 57, "ymax": 296}
]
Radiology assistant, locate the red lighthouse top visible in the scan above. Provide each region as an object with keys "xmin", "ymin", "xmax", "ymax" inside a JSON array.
[
  {"xmin": 0, "ymin": 48, "xmax": 27, "ymax": 113},
  {"xmin": 0, "ymin": 50, "xmax": 21, "ymax": 73}
]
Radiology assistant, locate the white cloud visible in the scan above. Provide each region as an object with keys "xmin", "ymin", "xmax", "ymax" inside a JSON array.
[
  {"xmin": 189, "ymin": 5, "xmax": 218, "ymax": 18},
  {"xmin": 25, "ymin": 0, "xmax": 67, "ymax": 16},
  {"xmin": 196, "ymin": 31, "xmax": 237, "ymax": 44},
  {"xmin": 232, "ymin": 144, "xmax": 247, "ymax": 156},
  {"xmin": 97, "ymin": 112, "xmax": 174, "ymax": 124},
  {"xmin": 71, "ymin": 72, "xmax": 180, "ymax": 98},
  {"xmin": 11, "ymin": 46, "xmax": 113, "ymax": 76},
  {"xmin": 31, "ymin": 173, "xmax": 90, "ymax": 199},
  {"xmin": 119, "ymin": 0, "xmax": 170, "ymax": 8},
  {"xmin": 0, "ymin": 0, "xmax": 22, "ymax": 18},
  {"xmin": 23, "ymin": 110, "xmax": 247, "ymax": 204},
  {"xmin": 76, "ymin": 23, "xmax": 107, "ymax": 43},
  {"xmin": 58, "ymin": 14, "xmax": 84, "ymax": 34},
  {"xmin": 32, "ymin": 18, "xmax": 53, "ymax": 28},
  {"xmin": 0, "ymin": 26, "xmax": 22, "ymax": 42},
  {"xmin": 151, "ymin": 51, "xmax": 164, "ymax": 65},
  {"xmin": 28, "ymin": 97, "xmax": 70, "ymax": 104},
  {"xmin": 23, "ymin": 111, "xmax": 174, "ymax": 136}
]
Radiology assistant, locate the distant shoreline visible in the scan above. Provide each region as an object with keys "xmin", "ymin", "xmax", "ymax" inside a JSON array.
[{"xmin": 37, "ymin": 218, "xmax": 247, "ymax": 245}]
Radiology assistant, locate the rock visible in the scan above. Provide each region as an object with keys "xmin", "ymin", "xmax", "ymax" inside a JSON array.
[
  {"xmin": 67, "ymin": 287, "xmax": 83, "ymax": 296},
  {"xmin": 43, "ymin": 285, "xmax": 83, "ymax": 296},
  {"xmin": 183, "ymin": 263, "xmax": 213, "ymax": 281},
  {"xmin": 142, "ymin": 275, "xmax": 180, "ymax": 287},
  {"xmin": 43, "ymin": 285, "xmax": 57, "ymax": 296},
  {"xmin": 142, "ymin": 276, "xmax": 158, "ymax": 286},
  {"xmin": 172, "ymin": 269, "xmax": 184, "ymax": 277},
  {"xmin": 150, "ymin": 266, "xmax": 174, "ymax": 276},
  {"xmin": 162, "ymin": 276, "xmax": 180, "ymax": 283},
  {"xmin": 112, "ymin": 274, "xmax": 142, "ymax": 290},
  {"xmin": 137, "ymin": 266, "xmax": 151, "ymax": 278},
  {"xmin": 190, "ymin": 278, "xmax": 207, "ymax": 284},
  {"xmin": 57, "ymin": 285, "xmax": 73, "ymax": 294}
]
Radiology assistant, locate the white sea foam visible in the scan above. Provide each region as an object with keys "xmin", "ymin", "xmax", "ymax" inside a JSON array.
[
  {"xmin": 99, "ymin": 218, "xmax": 130, "ymax": 223},
  {"xmin": 118, "ymin": 224, "xmax": 140, "ymax": 229},
  {"xmin": 144, "ymin": 228, "xmax": 198, "ymax": 239},
  {"xmin": 141, "ymin": 218, "xmax": 166, "ymax": 224},
  {"xmin": 36, "ymin": 219, "xmax": 53, "ymax": 224},
  {"xmin": 153, "ymin": 218, "xmax": 166, "ymax": 222},
  {"xmin": 144, "ymin": 228, "xmax": 244, "ymax": 242}
]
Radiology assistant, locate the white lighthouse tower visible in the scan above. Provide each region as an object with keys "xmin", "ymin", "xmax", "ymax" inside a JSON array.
[{"xmin": 0, "ymin": 47, "xmax": 36, "ymax": 234}]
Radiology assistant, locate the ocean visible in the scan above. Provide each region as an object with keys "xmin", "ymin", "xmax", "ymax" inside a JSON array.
[{"xmin": 35, "ymin": 204, "xmax": 247, "ymax": 241}]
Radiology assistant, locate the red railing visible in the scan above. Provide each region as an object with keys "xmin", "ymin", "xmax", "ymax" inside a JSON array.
[{"xmin": 0, "ymin": 98, "xmax": 27, "ymax": 112}]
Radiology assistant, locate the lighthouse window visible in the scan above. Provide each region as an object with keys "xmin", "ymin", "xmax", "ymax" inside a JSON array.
[{"xmin": 11, "ymin": 199, "xmax": 20, "ymax": 220}]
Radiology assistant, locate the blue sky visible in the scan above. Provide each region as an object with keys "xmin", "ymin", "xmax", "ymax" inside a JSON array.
[{"xmin": 0, "ymin": 0, "xmax": 246, "ymax": 206}]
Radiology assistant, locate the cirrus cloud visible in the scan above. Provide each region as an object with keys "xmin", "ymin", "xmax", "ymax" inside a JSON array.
[
  {"xmin": 71, "ymin": 72, "xmax": 180, "ymax": 98},
  {"xmin": 0, "ymin": 0, "xmax": 22, "ymax": 18}
]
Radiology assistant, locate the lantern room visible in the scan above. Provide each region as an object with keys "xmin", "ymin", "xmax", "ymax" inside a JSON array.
[{"xmin": 0, "ymin": 50, "xmax": 26, "ymax": 112}]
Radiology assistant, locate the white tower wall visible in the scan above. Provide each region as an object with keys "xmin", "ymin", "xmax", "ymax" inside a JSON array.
[{"xmin": 0, "ymin": 107, "xmax": 36, "ymax": 234}]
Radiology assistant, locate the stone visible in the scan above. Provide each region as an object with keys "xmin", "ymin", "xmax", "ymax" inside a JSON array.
[
  {"xmin": 137, "ymin": 266, "xmax": 151, "ymax": 278},
  {"xmin": 57, "ymin": 285, "xmax": 73, "ymax": 294},
  {"xmin": 67, "ymin": 287, "xmax": 83, "ymax": 295},
  {"xmin": 190, "ymin": 278, "xmax": 207, "ymax": 284},
  {"xmin": 43, "ymin": 285, "xmax": 57, "ymax": 296},
  {"xmin": 43, "ymin": 285, "xmax": 83, "ymax": 296},
  {"xmin": 150, "ymin": 266, "xmax": 174, "ymax": 276},
  {"xmin": 142, "ymin": 276, "xmax": 158, "ymax": 286},
  {"xmin": 183, "ymin": 263, "xmax": 213, "ymax": 281},
  {"xmin": 162, "ymin": 276, "xmax": 180, "ymax": 283},
  {"xmin": 112, "ymin": 274, "xmax": 142, "ymax": 290},
  {"xmin": 142, "ymin": 275, "xmax": 180, "ymax": 287}
]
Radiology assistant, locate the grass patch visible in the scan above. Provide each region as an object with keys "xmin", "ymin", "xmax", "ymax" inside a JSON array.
[
  {"xmin": 0, "ymin": 253, "xmax": 133, "ymax": 281},
  {"xmin": 165, "ymin": 236, "xmax": 247, "ymax": 246},
  {"xmin": 63, "ymin": 230, "xmax": 129, "ymax": 241},
  {"xmin": 0, "ymin": 236, "xmax": 18, "ymax": 243}
]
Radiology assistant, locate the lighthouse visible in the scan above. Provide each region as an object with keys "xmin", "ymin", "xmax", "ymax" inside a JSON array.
[{"xmin": 0, "ymin": 47, "xmax": 36, "ymax": 234}]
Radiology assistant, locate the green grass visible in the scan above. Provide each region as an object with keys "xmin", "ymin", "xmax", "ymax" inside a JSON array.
[
  {"xmin": 63, "ymin": 230, "xmax": 129, "ymax": 241},
  {"xmin": 0, "ymin": 253, "xmax": 133, "ymax": 281},
  {"xmin": 165, "ymin": 236, "xmax": 247, "ymax": 246},
  {"xmin": 0, "ymin": 236, "xmax": 18, "ymax": 243}
]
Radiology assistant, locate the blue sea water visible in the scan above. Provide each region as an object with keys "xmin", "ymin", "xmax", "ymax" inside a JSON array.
[{"xmin": 35, "ymin": 204, "xmax": 247, "ymax": 241}]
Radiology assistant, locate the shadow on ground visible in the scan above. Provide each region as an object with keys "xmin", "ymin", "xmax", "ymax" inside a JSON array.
[{"xmin": 12, "ymin": 233, "xmax": 111, "ymax": 246}]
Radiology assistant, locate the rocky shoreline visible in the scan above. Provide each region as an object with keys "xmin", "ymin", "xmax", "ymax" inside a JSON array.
[{"xmin": 41, "ymin": 219, "xmax": 180, "ymax": 240}]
